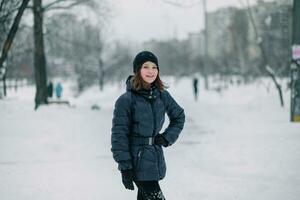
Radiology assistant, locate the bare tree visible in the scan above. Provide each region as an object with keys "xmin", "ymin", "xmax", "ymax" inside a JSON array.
[
  {"xmin": 31, "ymin": 0, "xmax": 99, "ymax": 109},
  {"xmin": 239, "ymin": 0, "xmax": 284, "ymax": 107},
  {"xmin": 0, "ymin": 0, "xmax": 30, "ymax": 96},
  {"xmin": 95, "ymin": 30, "xmax": 105, "ymax": 91},
  {"xmin": 32, "ymin": 0, "xmax": 48, "ymax": 109},
  {"xmin": 0, "ymin": 0, "xmax": 20, "ymax": 33}
]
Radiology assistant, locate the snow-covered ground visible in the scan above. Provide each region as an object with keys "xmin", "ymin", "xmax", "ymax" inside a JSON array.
[{"xmin": 0, "ymin": 77, "xmax": 299, "ymax": 200}]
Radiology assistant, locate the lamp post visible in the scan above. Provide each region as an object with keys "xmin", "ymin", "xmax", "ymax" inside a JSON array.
[
  {"xmin": 291, "ymin": 0, "xmax": 300, "ymax": 122},
  {"xmin": 202, "ymin": 0, "xmax": 209, "ymax": 90}
]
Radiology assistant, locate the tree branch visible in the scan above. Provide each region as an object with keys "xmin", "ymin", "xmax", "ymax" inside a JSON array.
[
  {"xmin": 0, "ymin": 6, "xmax": 20, "ymax": 22},
  {"xmin": 161, "ymin": 0, "xmax": 201, "ymax": 8},
  {"xmin": 43, "ymin": 0, "xmax": 91, "ymax": 12},
  {"xmin": 43, "ymin": 0, "xmax": 66, "ymax": 10},
  {"xmin": 43, "ymin": 1, "xmax": 83, "ymax": 11},
  {"xmin": 237, "ymin": 0, "xmax": 246, "ymax": 7},
  {"xmin": 0, "ymin": 0, "xmax": 6, "ymax": 13},
  {"xmin": 0, "ymin": 0, "xmax": 30, "ymax": 75}
]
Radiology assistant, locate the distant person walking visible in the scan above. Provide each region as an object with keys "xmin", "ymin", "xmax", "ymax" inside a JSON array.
[
  {"xmin": 47, "ymin": 82, "xmax": 53, "ymax": 98},
  {"xmin": 111, "ymin": 51, "xmax": 185, "ymax": 200},
  {"xmin": 193, "ymin": 77, "xmax": 199, "ymax": 101},
  {"xmin": 55, "ymin": 83, "xmax": 63, "ymax": 99}
]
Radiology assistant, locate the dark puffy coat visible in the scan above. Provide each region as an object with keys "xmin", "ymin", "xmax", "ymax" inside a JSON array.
[{"xmin": 111, "ymin": 77, "xmax": 185, "ymax": 181}]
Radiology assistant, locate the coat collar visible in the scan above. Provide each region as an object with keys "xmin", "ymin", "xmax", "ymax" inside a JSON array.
[{"xmin": 126, "ymin": 75, "xmax": 159, "ymax": 100}]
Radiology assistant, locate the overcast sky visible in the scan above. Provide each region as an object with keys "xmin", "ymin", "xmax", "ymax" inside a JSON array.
[{"xmin": 105, "ymin": 0, "xmax": 258, "ymax": 43}]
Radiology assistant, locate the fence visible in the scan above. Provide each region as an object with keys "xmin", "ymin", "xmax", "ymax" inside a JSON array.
[{"xmin": 0, "ymin": 79, "xmax": 30, "ymax": 97}]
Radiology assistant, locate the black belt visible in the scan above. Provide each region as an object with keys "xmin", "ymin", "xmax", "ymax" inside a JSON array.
[{"xmin": 130, "ymin": 136, "xmax": 155, "ymax": 145}]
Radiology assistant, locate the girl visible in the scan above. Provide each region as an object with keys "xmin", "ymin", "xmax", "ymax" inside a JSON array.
[{"xmin": 111, "ymin": 51, "xmax": 185, "ymax": 200}]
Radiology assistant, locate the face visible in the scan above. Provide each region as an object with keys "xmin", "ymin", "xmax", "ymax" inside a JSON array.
[{"xmin": 140, "ymin": 61, "xmax": 158, "ymax": 84}]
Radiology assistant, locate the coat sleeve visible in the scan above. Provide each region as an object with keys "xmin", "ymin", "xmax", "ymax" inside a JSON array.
[
  {"xmin": 111, "ymin": 94, "xmax": 133, "ymax": 171},
  {"xmin": 161, "ymin": 90, "xmax": 185, "ymax": 146}
]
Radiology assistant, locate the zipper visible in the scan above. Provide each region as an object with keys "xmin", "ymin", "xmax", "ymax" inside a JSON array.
[
  {"xmin": 150, "ymin": 98, "xmax": 156, "ymax": 137},
  {"xmin": 137, "ymin": 147, "xmax": 144, "ymax": 170},
  {"xmin": 150, "ymin": 89, "xmax": 160, "ymax": 177}
]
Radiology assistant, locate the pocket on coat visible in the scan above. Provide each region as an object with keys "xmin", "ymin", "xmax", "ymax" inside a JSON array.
[
  {"xmin": 135, "ymin": 147, "xmax": 144, "ymax": 170},
  {"xmin": 135, "ymin": 146, "xmax": 157, "ymax": 172}
]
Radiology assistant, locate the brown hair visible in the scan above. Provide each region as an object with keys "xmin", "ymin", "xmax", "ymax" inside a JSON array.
[{"xmin": 131, "ymin": 70, "xmax": 167, "ymax": 91}]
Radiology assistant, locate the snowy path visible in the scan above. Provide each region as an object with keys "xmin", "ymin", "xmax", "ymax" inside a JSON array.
[{"xmin": 1, "ymin": 79, "xmax": 300, "ymax": 200}]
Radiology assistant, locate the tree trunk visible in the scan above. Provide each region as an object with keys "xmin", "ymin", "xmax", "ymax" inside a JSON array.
[
  {"xmin": 3, "ymin": 72, "xmax": 6, "ymax": 96},
  {"xmin": 202, "ymin": 0, "xmax": 209, "ymax": 90},
  {"xmin": 33, "ymin": 0, "xmax": 48, "ymax": 109},
  {"xmin": 98, "ymin": 58, "xmax": 104, "ymax": 91},
  {"xmin": 266, "ymin": 66, "xmax": 284, "ymax": 106}
]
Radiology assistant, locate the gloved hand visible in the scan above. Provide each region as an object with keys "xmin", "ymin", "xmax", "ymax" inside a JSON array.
[
  {"xmin": 121, "ymin": 169, "xmax": 135, "ymax": 190},
  {"xmin": 154, "ymin": 134, "xmax": 168, "ymax": 147}
]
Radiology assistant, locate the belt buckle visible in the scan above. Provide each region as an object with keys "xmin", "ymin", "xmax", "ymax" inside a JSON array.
[{"xmin": 148, "ymin": 137, "xmax": 154, "ymax": 145}]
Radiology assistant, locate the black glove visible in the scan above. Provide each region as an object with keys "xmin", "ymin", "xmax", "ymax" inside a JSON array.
[
  {"xmin": 121, "ymin": 169, "xmax": 134, "ymax": 190},
  {"xmin": 154, "ymin": 134, "xmax": 168, "ymax": 147}
]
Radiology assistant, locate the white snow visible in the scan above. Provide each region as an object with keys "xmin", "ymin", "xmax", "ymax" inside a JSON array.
[{"xmin": 0, "ymin": 77, "xmax": 299, "ymax": 200}]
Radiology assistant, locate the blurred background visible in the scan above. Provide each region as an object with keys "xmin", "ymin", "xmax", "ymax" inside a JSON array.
[
  {"xmin": 1, "ymin": 1, "xmax": 300, "ymax": 200},
  {"xmin": 0, "ymin": 0, "xmax": 296, "ymax": 103}
]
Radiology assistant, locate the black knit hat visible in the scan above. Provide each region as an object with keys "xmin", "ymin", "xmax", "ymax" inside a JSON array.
[{"xmin": 133, "ymin": 51, "xmax": 159, "ymax": 73}]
